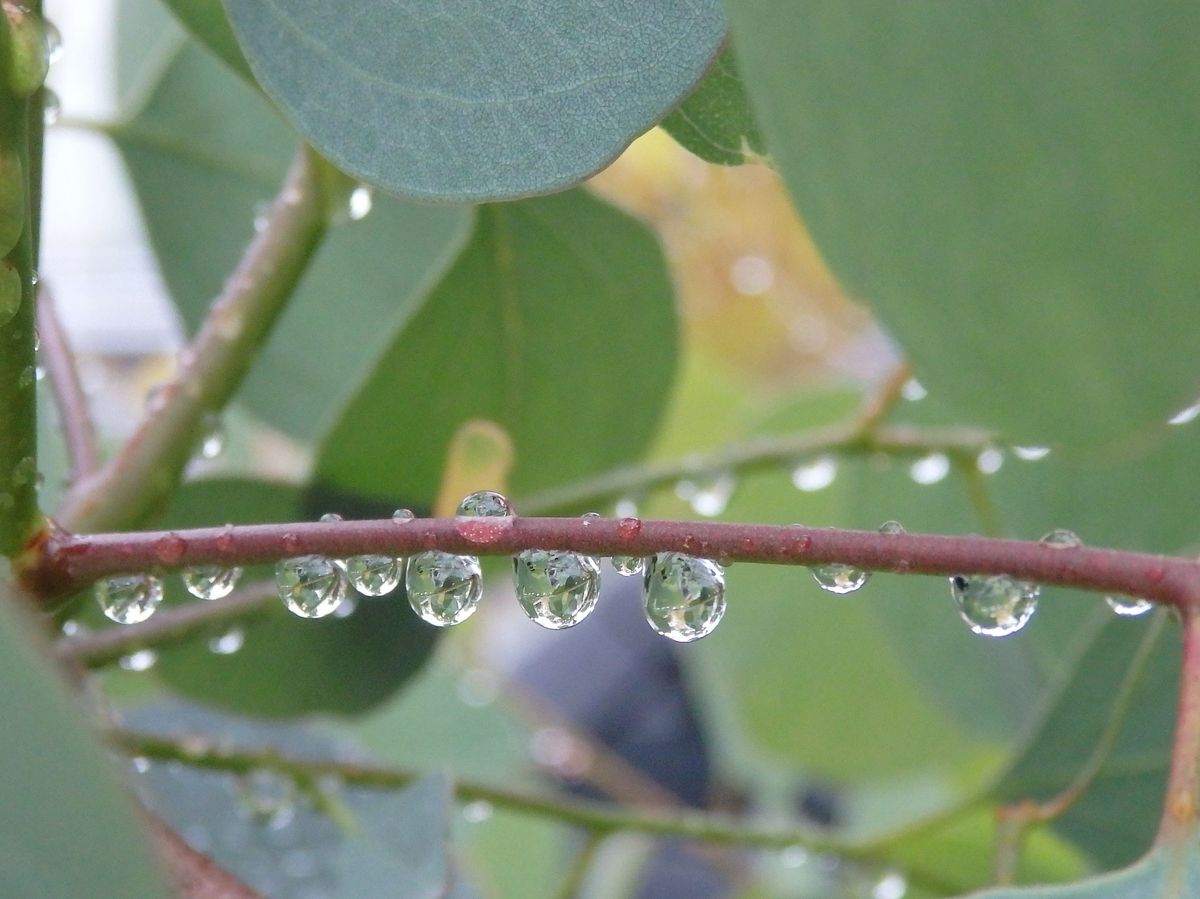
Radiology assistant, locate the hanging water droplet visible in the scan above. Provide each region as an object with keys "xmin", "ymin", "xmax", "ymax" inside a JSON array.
[
  {"xmin": 1013, "ymin": 445, "xmax": 1051, "ymax": 461},
  {"xmin": 879, "ymin": 520, "xmax": 906, "ymax": 535},
  {"xmin": 642, "ymin": 553, "xmax": 726, "ymax": 643},
  {"xmin": 182, "ymin": 564, "xmax": 242, "ymax": 600},
  {"xmin": 809, "ymin": 564, "xmax": 870, "ymax": 595},
  {"xmin": 43, "ymin": 19, "xmax": 62, "ymax": 66},
  {"xmin": 42, "ymin": 87, "xmax": 60, "ymax": 125},
  {"xmin": 1040, "ymin": 528, "xmax": 1082, "ymax": 548},
  {"xmin": 461, "ymin": 800, "xmax": 494, "ymax": 824},
  {"xmin": 1168, "ymin": 401, "xmax": 1200, "ymax": 426},
  {"xmin": 1106, "ymin": 595, "xmax": 1154, "ymax": 617},
  {"xmin": 392, "ymin": 508, "xmax": 415, "ymax": 522},
  {"xmin": 976, "ymin": 447, "xmax": 1004, "ymax": 474},
  {"xmin": 456, "ymin": 490, "xmax": 513, "ymax": 518},
  {"xmin": 514, "ymin": 550, "xmax": 601, "ymax": 630},
  {"xmin": 347, "ymin": 185, "xmax": 373, "ymax": 221},
  {"xmin": 118, "ymin": 648, "xmax": 157, "ymax": 672},
  {"xmin": 275, "ymin": 555, "xmax": 347, "ymax": 619},
  {"xmin": 344, "ymin": 554, "xmax": 401, "ymax": 596},
  {"xmin": 197, "ymin": 413, "xmax": 225, "ymax": 459},
  {"xmin": 239, "ymin": 769, "xmax": 297, "ymax": 830},
  {"xmin": 208, "ymin": 626, "xmax": 245, "ymax": 655},
  {"xmin": 96, "ymin": 573, "xmax": 163, "ymax": 624},
  {"xmin": 792, "ymin": 456, "xmax": 837, "ymax": 492},
  {"xmin": 950, "ymin": 575, "xmax": 1038, "ymax": 637},
  {"xmin": 909, "ymin": 452, "xmax": 950, "ymax": 485},
  {"xmin": 612, "ymin": 556, "xmax": 645, "ymax": 576},
  {"xmin": 406, "ymin": 551, "xmax": 482, "ymax": 626},
  {"xmin": 901, "ymin": 378, "xmax": 928, "ymax": 402}
]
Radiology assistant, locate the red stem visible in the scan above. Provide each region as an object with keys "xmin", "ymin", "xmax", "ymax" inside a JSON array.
[
  {"xmin": 36, "ymin": 283, "xmax": 99, "ymax": 483},
  {"xmin": 23, "ymin": 516, "xmax": 1200, "ymax": 610},
  {"xmin": 1158, "ymin": 604, "xmax": 1200, "ymax": 844}
]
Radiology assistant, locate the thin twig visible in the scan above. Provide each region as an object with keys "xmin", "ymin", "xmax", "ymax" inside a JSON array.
[
  {"xmin": 55, "ymin": 580, "xmax": 277, "ymax": 669},
  {"xmin": 23, "ymin": 516, "xmax": 1200, "ymax": 611},
  {"xmin": 36, "ymin": 283, "xmax": 99, "ymax": 483},
  {"xmin": 55, "ymin": 145, "xmax": 330, "ymax": 534},
  {"xmin": 146, "ymin": 811, "xmax": 262, "ymax": 899}
]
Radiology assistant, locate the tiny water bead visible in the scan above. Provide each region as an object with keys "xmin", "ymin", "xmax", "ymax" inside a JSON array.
[
  {"xmin": 42, "ymin": 87, "xmax": 60, "ymax": 125},
  {"xmin": 96, "ymin": 573, "xmax": 164, "ymax": 624},
  {"xmin": 675, "ymin": 471, "xmax": 736, "ymax": 517},
  {"xmin": 642, "ymin": 553, "xmax": 726, "ymax": 643},
  {"xmin": 1013, "ymin": 445, "xmax": 1051, "ymax": 461},
  {"xmin": 197, "ymin": 414, "xmax": 225, "ymax": 460},
  {"xmin": 1106, "ymin": 595, "xmax": 1154, "ymax": 617},
  {"xmin": 878, "ymin": 520, "xmax": 906, "ymax": 535},
  {"xmin": 513, "ymin": 550, "xmax": 601, "ymax": 630},
  {"xmin": 456, "ymin": 490, "xmax": 514, "ymax": 518},
  {"xmin": 1040, "ymin": 528, "xmax": 1082, "ymax": 548},
  {"xmin": 208, "ymin": 627, "xmax": 246, "ymax": 655},
  {"xmin": 392, "ymin": 508, "xmax": 415, "ymax": 522},
  {"xmin": 275, "ymin": 555, "xmax": 347, "ymax": 619},
  {"xmin": 809, "ymin": 564, "xmax": 869, "ymax": 595},
  {"xmin": 344, "ymin": 554, "xmax": 401, "ymax": 596},
  {"xmin": 406, "ymin": 551, "xmax": 482, "ymax": 627},
  {"xmin": 118, "ymin": 649, "xmax": 157, "ymax": 672},
  {"xmin": 347, "ymin": 184, "xmax": 373, "ymax": 221},
  {"xmin": 182, "ymin": 564, "xmax": 242, "ymax": 601},
  {"xmin": 612, "ymin": 556, "xmax": 645, "ymax": 576},
  {"xmin": 909, "ymin": 452, "xmax": 950, "ymax": 485},
  {"xmin": 950, "ymin": 575, "xmax": 1039, "ymax": 637},
  {"xmin": 792, "ymin": 456, "xmax": 837, "ymax": 492}
]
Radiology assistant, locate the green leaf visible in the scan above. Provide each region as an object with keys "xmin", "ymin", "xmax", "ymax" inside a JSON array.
[
  {"xmin": 152, "ymin": 479, "xmax": 439, "ymax": 717},
  {"xmin": 725, "ymin": 2, "xmax": 1200, "ymax": 447},
  {"xmin": 223, "ymin": 0, "xmax": 728, "ymax": 201},
  {"xmin": 661, "ymin": 46, "xmax": 765, "ymax": 165},
  {"xmin": 159, "ymin": 0, "xmax": 253, "ymax": 80},
  {"xmin": 316, "ymin": 189, "xmax": 679, "ymax": 506},
  {"xmin": 113, "ymin": 39, "xmax": 471, "ymax": 440},
  {"xmin": 971, "ymin": 842, "xmax": 1200, "ymax": 898},
  {"xmin": 0, "ymin": 566, "xmax": 170, "ymax": 898}
]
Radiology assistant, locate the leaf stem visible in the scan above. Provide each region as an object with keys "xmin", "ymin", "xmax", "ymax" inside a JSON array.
[
  {"xmin": 552, "ymin": 831, "xmax": 607, "ymax": 899},
  {"xmin": 24, "ymin": 516, "xmax": 1200, "ymax": 611},
  {"xmin": 54, "ymin": 145, "xmax": 329, "ymax": 534},
  {"xmin": 1158, "ymin": 603, "xmax": 1200, "ymax": 844},
  {"xmin": 36, "ymin": 283, "xmax": 98, "ymax": 484}
]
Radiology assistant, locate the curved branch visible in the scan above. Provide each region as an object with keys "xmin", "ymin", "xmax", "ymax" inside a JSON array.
[
  {"xmin": 24, "ymin": 515, "xmax": 1200, "ymax": 610},
  {"xmin": 55, "ymin": 145, "xmax": 329, "ymax": 534}
]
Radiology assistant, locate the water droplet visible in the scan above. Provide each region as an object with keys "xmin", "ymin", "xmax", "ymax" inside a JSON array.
[
  {"xmin": 118, "ymin": 648, "xmax": 157, "ymax": 672},
  {"xmin": 130, "ymin": 756, "xmax": 152, "ymax": 775},
  {"xmin": 1106, "ymin": 595, "xmax": 1154, "ymax": 617},
  {"xmin": 1168, "ymin": 401, "xmax": 1200, "ymax": 426},
  {"xmin": 611, "ymin": 556, "xmax": 645, "ymax": 576},
  {"xmin": 616, "ymin": 517, "xmax": 642, "ymax": 541},
  {"xmin": 197, "ymin": 413, "xmax": 225, "ymax": 459},
  {"xmin": 42, "ymin": 87, "xmax": 60, "ymax": 125},
  {"xmin": 977, "ymin": 447, "xmax": 1004, "ymax": 474},
  {"xmin": 779, "ymin": 845, "xmax": 808, "ymax": 869},
  {"xmin": 208, "ymin": 626, "xmax": 245, "ymax": 655},
  {"xmin": 182, "ymin": 564, "xmax": 242, "ymax": 600},
  {"xmin": 456, "ymin": 490, "xmax": 514, "ymax": 518},
  {"xmin": 392, "ymin": 508, "xmax": 415, "ymax": 522},
  {"xmin": 462, "ymin": 800, "xmax": 493, "ymax": 824},
  {"xmin": 614, "ymin": 497, "xmax": 639, "ymax": 518},
  {"xmin": 33, "ymin": 365, "xmax": 43, "ymax": 381},
  {"xmin": 275, "ymin": 555, "xmax": 347, "ymax": 619},
  {"xmin": 252, "ymin": 200, "xmax": 270, "ymax": 233},
  {"xmin": 909, "ymin": 452, "xmax": 950, "ymax": 485},
  {"xmin": 17, "ymin": 364, "xmax": 33, "ymax": 388},
  {"xmin": 514, "ymin": 550, "xmax": 601, "ymax": 629},
  {"xmin": 950, "ymin": 575, "xmax": 1038, "ymax": 637},
  {"xmin": 153, "ymin": 532, "xmax": 187, "ymax": 565},
  {"xmin": 239, "ymin": 769, "xmax": 296, "ymax": 830},
  {"xmin": 873, "ymin": 870, "xmax": 908, "ymax": 899},
  {"xmin": 810, "ymin": 564, "xmax": 869, "ymax": 594},
  {"xmin": 676, "ymin": 471, "xmax": 736, "ymax": 517},
  {"xmin": 215, "ymin": 523, "xmax": 235, "ymax": 552},
  {"xmin": 792, "ymin": 456, "xmax": 837, "ymax": 492},
  {"xmin": 96, "ymin": 574, "xmax": 163, "ymax": 624},
  {"xmin": 642, "ymin": 553, "xmax": 726, "ymax": 643},
  {"xmin": 879, "ymin": 520, "xmax": 906, "ymax": 535},
  {"xmin": 347, "ymin": 185, "xmax": 373, "ymax": 221},
  {"xmin": 319, "ymin": 511, "xmax": 343, "ymax": 523},
  {"xmin": 1013, "ymin": 445, "xmax": 1051, "ymax": 461},
  {"xmin": 31, "ymin": 328, "xmax": 38, "ymax": 351},
  {"xmin": 901, "ymin": 378, "xmax": 927, "ymax": 402},
  {"xmin": 406, "ymin": 551, "xmax": 482, "ymax": 626},
  {"xmin": 344, "ymin": 554, "xmax": 401, "ymax": 596},
  {"xmin": 580, "ymin": 511, "xmax": 600, "ymax": 525},
  {"xmin": 1040, "ymin": 528, "xmax": 1082, "ymax": 548},
  {"xmin": 60, "ymin": 619, "xmax": 83, "ymax": 637},
  {"xmin": 332, "ymin": 592, "xmax": 358, "ymax": 618},
  {"xmin": 43, "ymin": 19, "xmax": 62, "ymax": 66}
]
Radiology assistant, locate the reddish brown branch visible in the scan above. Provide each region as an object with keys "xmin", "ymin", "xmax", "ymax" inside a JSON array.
[
  {"xmin": 147, "ymin": 811, "xmax": 262, "ymax": 899},
  {"xmin": 36, "ymin": 283, "xmax": 99, "ymax": 483},
  {"xmin": 23, "ymin": 515, "xmax": 1200, "ymax": 611}
]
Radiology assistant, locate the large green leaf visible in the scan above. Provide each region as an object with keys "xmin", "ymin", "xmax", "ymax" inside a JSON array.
[
  {"xmin": 159, "ymin": 0, "xmax": 252, "ymax": 80},
  {"xmin": 223, "ymin": 0, "xmax": 728, "ymax": 201},
  {"xmin": 971, "ymin": 842, "xmax": 1200, "ymax": 898},
  {"xmin": 725, "ymin": 2, "xmax": 1200, "ymax": 447},
  {"xmin": 316, "ymin": 189, "xmax": 678, "ymax": 505},
  {"xmin": 661, "ymin": 46, "xmax": 764, "ymax": 165},
  {"xmin": 112, "ymin": 38, "xmax": 471, "ymax": 440},
  {"xmin": 152, "ymin": 479, "xmax": 439, "ymax": 717},
  {"xmin": 0, "ymin": 566, "xmax": 169, "ymax": 897}
]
